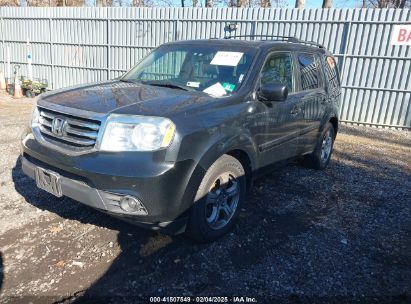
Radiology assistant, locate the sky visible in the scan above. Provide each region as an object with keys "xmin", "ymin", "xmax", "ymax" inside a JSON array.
[
  {"xmin": 300, "ymin": 0, "xmax": 362, "ymax": 7},
  {"xmin": 303, "ymin": 0, "xmax": 360, "ymax": 8}
]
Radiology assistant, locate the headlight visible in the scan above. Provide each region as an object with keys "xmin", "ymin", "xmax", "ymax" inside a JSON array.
[
  {"xmin": 100, "ymin": 115, "xmax": 176, "ymax": 152},
  {"xmin": 31, "ymin": 106, "xmax": 40, "ymax": 128}
]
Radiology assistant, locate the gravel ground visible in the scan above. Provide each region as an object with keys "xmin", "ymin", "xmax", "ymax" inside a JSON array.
[{"xmin": 0, "ymin": 92, "xmax": 410, "ymax": 303}]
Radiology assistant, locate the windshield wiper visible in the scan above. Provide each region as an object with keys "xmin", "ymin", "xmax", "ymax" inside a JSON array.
[
  {"xmin": 119, "ymin": 78, "xmax": 140, "ymax": 84},
  {"xmin": 142, "ymin": 81, "xmax": 189, "ymax": 91}
]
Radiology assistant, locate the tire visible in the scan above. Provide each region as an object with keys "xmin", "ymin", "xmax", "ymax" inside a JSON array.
[
  {"xmin": 186, "ymin": 154, "xmax": 246, "ymax": 242},
  {"xmin": 305, "ymin": 122, "xmax": 335, "ymax": 170}
]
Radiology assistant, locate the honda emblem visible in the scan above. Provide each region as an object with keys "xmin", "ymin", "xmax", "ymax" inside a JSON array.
[{"xmin": 51, "ymin": 117, "xmax": 67, "ymax": 136}]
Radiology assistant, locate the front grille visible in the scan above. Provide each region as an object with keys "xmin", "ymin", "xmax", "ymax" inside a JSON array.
[{"xmin": 38, "ymin": 106, "xmax": 101, "ymax": 151}]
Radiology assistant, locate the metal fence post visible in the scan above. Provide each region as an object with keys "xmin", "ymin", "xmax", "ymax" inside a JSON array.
[
  {"xmin": 341, "ymin": 21, "xmax": 352, "ymax": 86},
  {"xmin": 253, "ymin": 20, "xmax": 258, "ymax": 39},
  {"xmin": 174, "ymin": 19, "xmax": 180, "ymax": 41},
  {"xmin": 1, "ymin": 8, "xmax": 4, "ymax": 74},
  {"xmin": 107, "ymin": 18, "xmax": 111, "ymax": 80},
  {"xmin": 49, "ymin": 18, "xmax": 55, "ymax": 90}
]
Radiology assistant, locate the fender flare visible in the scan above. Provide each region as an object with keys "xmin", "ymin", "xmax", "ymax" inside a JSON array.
[
  {"xmin": 177, "ymin": 132, "xmax": 258, "ymax": 216},
  {"xmin": 320, "ymin": 111, "xmax": 339, "ymax": 134},
  {"xmin": 197, "ymin": 133, "xmax": 259, "ymax": 173}
]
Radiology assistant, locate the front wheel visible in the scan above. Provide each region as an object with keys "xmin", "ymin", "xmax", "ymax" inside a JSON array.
[
  {"xmin": 305, "ymin": 122, "xmax": 335, "ymax": 170},
  {"xmin": 186, "ymin": 155, "xmax": 246, "ymax": 242}
]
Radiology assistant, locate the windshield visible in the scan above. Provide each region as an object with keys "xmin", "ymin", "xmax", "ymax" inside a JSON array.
[{"xmin": 122, "ymin": 44, "xmax": 256, "ymax": 97}]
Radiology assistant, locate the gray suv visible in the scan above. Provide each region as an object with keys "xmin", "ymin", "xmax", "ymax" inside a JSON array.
[{"xmin": 21, "ymin": 36, "xmax": 341, "ymax": 242}]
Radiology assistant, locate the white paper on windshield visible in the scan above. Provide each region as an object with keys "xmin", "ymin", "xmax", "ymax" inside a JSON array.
[
  {"xmin": 210, "ymin": 51, "xmax": 243, "ymax": 66},
  {"xmin": 203, "ymin": 82, "xmax": 227, "ymax": 97}
]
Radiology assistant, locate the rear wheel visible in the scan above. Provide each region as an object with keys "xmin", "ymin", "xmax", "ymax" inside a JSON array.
[
  {"xmin": 186, "ymin": 155, "xmax": 246, "ymax": 242},
  {"xmin": 305, "ymin": 122, "xmax": 335, "ymax": 170}
]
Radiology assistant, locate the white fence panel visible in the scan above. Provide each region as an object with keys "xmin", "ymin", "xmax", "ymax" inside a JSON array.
[{"xmin": 0, "ymin": 7, "xmax": 410, "ymax": 128}]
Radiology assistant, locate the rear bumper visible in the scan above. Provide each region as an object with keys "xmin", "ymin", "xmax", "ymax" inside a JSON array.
[{"xmin": 20, "ymin": 133, "xmax": 201, "ymax": 233}]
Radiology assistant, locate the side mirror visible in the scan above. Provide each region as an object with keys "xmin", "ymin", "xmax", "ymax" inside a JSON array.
[{"xmin": 257, "ymin": 83, "xmax": 288, "ymax": 103}]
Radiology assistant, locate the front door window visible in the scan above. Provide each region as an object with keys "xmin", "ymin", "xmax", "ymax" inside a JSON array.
[{"xmin": 260, "ymin": 53, "xmax": 294, "ymax": 93}]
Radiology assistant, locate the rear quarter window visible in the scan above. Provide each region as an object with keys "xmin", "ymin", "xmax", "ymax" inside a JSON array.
[{"xmin": 322, "ymin": 55, "xmax": 341, "ymax": 99}]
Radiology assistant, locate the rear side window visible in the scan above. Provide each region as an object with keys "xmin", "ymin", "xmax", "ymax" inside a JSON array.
[
  {"xmin": 260, "ymin": 53, "xmax": 294, "ymax": 93},
  {"xmin": 297, "ymin": 53, "xmax": 320, "ymax": 91}
]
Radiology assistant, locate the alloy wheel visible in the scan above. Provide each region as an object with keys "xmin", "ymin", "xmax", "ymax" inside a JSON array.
[
  {"xmin": 321, "ymin": 130, "xmax": 333, "ymax": 162},
  {"xmin": 205, "ymin": 172, "xmax": 240, "ymax": 230}
]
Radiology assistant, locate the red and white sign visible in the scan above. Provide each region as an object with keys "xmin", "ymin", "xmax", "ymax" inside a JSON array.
[{"xmin": 391, "ymin": 25, "xmax": 411, "ymax": 46}]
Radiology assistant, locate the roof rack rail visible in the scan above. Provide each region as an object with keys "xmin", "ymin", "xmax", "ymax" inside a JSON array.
[{"xmin": 223, "ymin": 35, "xmax": 324, "ymax": 49}]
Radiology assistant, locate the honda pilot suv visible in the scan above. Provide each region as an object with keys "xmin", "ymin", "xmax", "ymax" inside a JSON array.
[{"xmin": 21, "ymin": 36, "xmax": 341, "ymax": 242}]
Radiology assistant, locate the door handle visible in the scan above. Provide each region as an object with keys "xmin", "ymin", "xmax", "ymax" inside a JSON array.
[{"xmin": 290, "ymin": 106, "xmax": 301, "ymax": 115}]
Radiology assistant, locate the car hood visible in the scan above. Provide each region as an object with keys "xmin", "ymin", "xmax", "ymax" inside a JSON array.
[{"xmin": 38, "ymin": 80, "xmax": 213, "ymax": 117}]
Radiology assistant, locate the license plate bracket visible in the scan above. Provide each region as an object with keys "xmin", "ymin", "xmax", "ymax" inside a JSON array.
[{"xmin": 35, "ymin": 167, "xmax": 62, "ymax": 197}]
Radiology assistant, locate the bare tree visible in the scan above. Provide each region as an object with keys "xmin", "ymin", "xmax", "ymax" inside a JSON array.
[
  {"xmin": 395, "ymin": 0, "xmax": 406, "ymax": 6},
  {"xmin": 0, "ymin": 0, "xmax": 19, "ymax": 5},
  {"xmin": 399, "ymin": 0, "xmax": 410, "ymax": 7},
  {"xmin": 295, "ymin": 0, "xmax": 304, "ymax": 8},
  {"xmin": 24, "ymin": 0, "xmax": 48, "ymax": 5},
  {"xmin": 244, "ymin": 0, "xmax": 284, "ymax": 7},
  {"xmin": 10, "ymin": 0, "xmax": 85, "ymax": 6},
  {"xmin": 95, "ymin": 0, "xmax": 113, "ymax": 6},
  {"xmin": 226, "ymin": 0, "xmax": 246, "ymax": 6},
  {"xmin": 132, "ymin": 0, "xmax": 144, "ymax": 6},
  {"xmin": 205, "ymin": 0, "xmax": 213, "ymax": 6},
  {"xmin": 261, "ymin": 0, "xmax": 271, "ymax": 7},
  {"xmin": 322, "ymin": 0, "xmax": 332, "ymax": 7},
  {"xmin": 364, "ymin": 0, "xmax": 410, "ymax": 7}
]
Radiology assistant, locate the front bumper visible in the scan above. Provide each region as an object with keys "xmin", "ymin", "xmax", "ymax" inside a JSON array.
[
  {"xmin": 21, "ymin": 133, "xmax": 200, "ymax": 233},
  {"xmin": 22, "ymin": 156, "xmax": 127, "ymax": 214}
]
